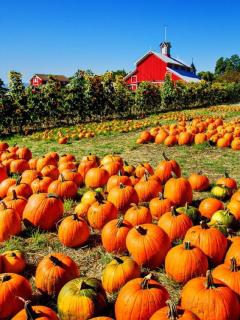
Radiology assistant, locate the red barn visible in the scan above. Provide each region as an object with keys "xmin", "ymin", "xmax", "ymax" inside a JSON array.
[
  {"xmin": 30, "ymin": 74, "xmax": 69, "ymax": 87},
  {"xmin": 125, "ymin": 42, "xmax": 200, "ymax": 90}
]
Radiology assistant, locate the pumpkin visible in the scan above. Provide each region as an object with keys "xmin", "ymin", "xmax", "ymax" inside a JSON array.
[
  {"xmin": 0, "ymin": 203, "xmax": 21, "ymax": 242},
  {"xmin": 165, "ymin": 241, "xmax": 208, "ymax": 283},
  {"xmin": 210, "ymin": 209, "xmax": 235, "ymax": 227},
  {"xmin": 184, "ymin": 221, "xmax": 228, "ymax": 265},
  {"xmin": 102, "ymin": 256, "xmax": 140, "ymax": 293},
  {"xmin": 37, "ymin": 156, "xmax": 58, "ymax": 172},
  {"xmin": 12, "ymin": 300, "xmax": 58, "ymax": 320},
  {"xmin": 60, "ymin": 169, "xmax": 83, "ymax": 187},
  {"xmin": 58, "ymin": 214, "xmax": 90, "ymax": 248},
  {"xmin": 211, "ymin": 185, "xmax": 232, "ymax": 200},
  {"xmin": 216, "ymin": 172, "xmax": 237, "ymax": 190},
  {"xmin": 35, "ymin": 253, "xmax": 79, "ymax": 297},
  {"xmin": 0, "ymin": 177, "xmax": 16, "ymax": 198},
  {"xmin": 176, "ymin": 203, "xmax": 200, "ymax": 223},
  {"xmin": 224, "ymin": 238, "xmax": 240, "ymax": 265},
  {"xmin": 2, "ymin": 250, "xmax": 26, "ymax": 273},
  {"xmin": 154, "ymin": 153, "xmax": 181, "ymax": 184},
  {"xmin": 101, "ymin": 154, "xmax": 123, "ymax": 166},
  {"xmin": 188, "ymin": 172, "xmax": 210, "ymax": 191},
  {"xmin": 78, "ymin": 158, "xmax": 99, "ymax": 179},
  {"xmin": 124, "ymin": 203, "xmax": 152, "ymax": 226},
  {"xmin": 10, "ymin": 159, "xmax": 30, "ymax": 174},
  {"xmin": 28, "ymin": 158, "xmax": 38, "ymax": 170},
  {"xmin": 164, "ymin": 175, "xmax": 193, "ymax": 206},
  {"xmin": 150, "ymin": 300, "xmax": 199, "ymax": 320},
  {"xmin": 135, "ymin": 163, "xmax": 154, "ymax": 177},
  {"xmin": 59, "ymin": 154, "xmax": 76, "ymax": 163},
  {"xmin": 106, "ymin": 171, "xmax": 132, "ymax": 193},
  {"xmin": 48, "ymin": 174, "xmax": 78, "ymax": 199},
  {"xmin": 178, "ymin": 132, "xmax": 193, "ymax": 146},
  {"xmin": 155, "ymin": 130, "xmax": 168, "ymax": 144},
  {"xmin": 0, "ymin": 273, "xmax": 32, "ymax": 319},
  {"xmin": 0, "ymin": 164, "xmax": 7, "ymax": 183},
  {"xmin": 107, "ymin": 183, "xmax": 138, "ymax": 212},
  {"xmin": 181, "ymin": 270, "xmax": 240, "ymax": 320},
  {"xmin": 58, "ymin": 137, "xmax": 68, "ymax": 144},
  {"xmin": 199, "ymin": 198, "xmax": 224, "ymax": 219},
  {"xmin": 16, "ymin": 147, "xmax": 32, "ymax": 160},
  {"xmin": 0, "ymin": 141, "xmax": 9, "ymax": 153},
  {"xmin": 46, "ymin": 151, "xmax": 59, "ymax": 162},
  {"xmin": 21, "ymin": 169, "xmax": 42, "ymax": 185},
  {"xmin": 101, "ymin": 217, "xmax": 132, "ymax": 253},
  {"xmin": 87, "ymin": 198, "xmax": 118, "ymax": 230},
  {"xmin": 103, "ymin": 161, "xmax": 123, "ymax": 177},
  {"xmin": 149, "ymin": 192, "xmax": 173, "ymax": 219},
  {"xmin": 85, "ymin": 167, "xmax": 109, "ymax": 188},
  {"xmin": 115, "ymin": 275, "xmax": 169, "ymax": 320},
  {"xmin": 212, "ymin": 257, "xmax": 240, "ymax": 295},
  {"xmin": 227, "ymin": 199, "xmax": 240, "ymax": 220},
  {"xmin": 41, "ymin": 165, "xmax": 59, "ymax": 180},
  {"xmin": 126, "ymin": 224, "xmax": 171, "ymax": 268},
  {"xmin": 57, "ymin": 277, "xmax": 107, "ymax": 320},
  {"xmin": 1, "ymin": 190, "xmax": 27, "ymax": 218},
  {"xmin": 194, "ymin": 133, "xmax": 207, "ymax": 144},
  {"xmin": 231, "ymin": 190, "xmax": 240, "ymax": 202},
  {"xmin": 158, "ymin": 207, "xmax": 193, "ymax": 243},
  {"xmin": 81, "ymin": 190, "xmax": 100, "ymax": 205},
  {"xmin": 58, "ymin": 161, "xmax": 77, "ymax": 173},
  {"xmin": 31, "ymin": 176, "xmax": 53, "ymax": 193},
  {"xmin": 74, "ymin": 202, "xmax": 90, "ymax": 218},
  {"xmin": 7, "ymin": 178, "xmax": 33, "ymax": 199},
  {"xmin": 23, "ymin": 193, "xmax": 64, "ymax": 230},
  {"xmin": 134, "ymin": 174, "xmax": 162, "ymax": 202}
]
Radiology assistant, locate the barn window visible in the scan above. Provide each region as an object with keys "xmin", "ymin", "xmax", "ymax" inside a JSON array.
[
  {"xmin": 131, "ymin": 76, "xmax": 137, "ymax": 83},
  {"xmin": 131, "ymin": 84, "xmax": 137, "ymax": 90}
]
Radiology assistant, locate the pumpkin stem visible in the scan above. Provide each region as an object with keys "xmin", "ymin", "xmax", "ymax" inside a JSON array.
[
  {"xmin": 171, "ymin": 206, "xmax": 178, "ymax": 216},
  {"xmin": 158, "ymin": 192, "xmax": 163, "ymax": 200},
  {"xmin": 24, "ymin": 300, "xmax": 39, "ymax": 320},
  {"xmin": 141, "ymin": 273, "xmax": 152, "ymax": 289},
  {"xmin": 119, "ymin": 183, "xmax": 125, "ymax": 189},
  {"xmin": 183, "ymin": 241, "xmax": 191, "ymax": 250},
  {"xmin": 1, "ymin": 201, "xmax": 7, "ymax": 210},
  {"xmin": 230, "ymin": 257, "xmax": 238, "ymax": 272},
  {"xmin": 60, "ymin": 174, "xmax": 65, "ymax": 182},
  {"xmin": 171, "ymin": 171, "xmax": 178, "ymax": 179},
  {"xmin": 1, "ymin": 274, "xmax": 11, "ymax": 282},
  {"xmin": 16, "ymin": 175, "xmax": 22, "ymax": 185},
  {"xmin": 136, "ymin": 225, "xmax": 147, "ymax": 235},
  {"xmin": 166, "ymin": 300, "xmax": 179, "ymax": 320},
  {"xmin": 49, "ymin": 255, "xmax": 63, "ymax": 266},
  {"xmin": 12, "ymin": 189, "xmax": 17, "ymax": 200},
  {"xmin": 95, "ymin": 192, "xmax": 105, "ymax": 203},
  {"xmin": 113, "ymin": 256, "xmax": 124, "ymax": 264},
  {"xmin": 184, "ymin": 202, "xmax": 189, "ymax": 210},
  {"xmin": 197, "ymin": 170, "xmax": 203, "ymax": 175},
  {"xmin": 225, "ymin": 171, "xmax": 229, "ymax": 178},
  {"xmin": 116, "ymin": 216, "xmax": 125, "ymax": 228},
  {"xmin": 205, "ymin": 270, "xmax": 215, "ymax": 289},
  {"xmin": 47, "ymin": 193, "xmax": 60, "ymax": 200},
  {"xmin": 72, "ymin": 214, "xmax": 80, "ymax": 221},
  {"xmin": 79, "ymin": 281, "xmax": 93, "ymax": 290},
  {"xmin": 162, "ymin": 152, "xmax": 170, "ymax": 161},
  {"xmin": 200, "ymin": 220, "xmax": 209, "ymax": 229},
  {"xmin": 117, "ymin": 170, "xmax": 123, "ymax": 177},
  {"xmin": 9, "ymin": 252, "xmax": 17, "ymax": 257}
]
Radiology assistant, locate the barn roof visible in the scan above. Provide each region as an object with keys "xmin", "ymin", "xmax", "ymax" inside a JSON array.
[
  {"xmin": 33, "ymin": 74, "xmax": 69, "ymax": 82},
  {"xmin": 167, "ymin": 67, "xmax": 200, "ymax": 82}
]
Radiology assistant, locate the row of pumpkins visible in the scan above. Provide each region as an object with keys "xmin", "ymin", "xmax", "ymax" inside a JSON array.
[
  {"xmin": 136, "ymin": 116, "xmax": 240, "ymax": 150},
  {"xmin": 0, "ymin": 141, "xmax": 240, "ymax": 319}
]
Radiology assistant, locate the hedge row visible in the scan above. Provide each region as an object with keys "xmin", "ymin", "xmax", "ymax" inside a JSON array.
[{"xmin": 0, "ymin": 71, "xmax": 240, "ymax": 135}]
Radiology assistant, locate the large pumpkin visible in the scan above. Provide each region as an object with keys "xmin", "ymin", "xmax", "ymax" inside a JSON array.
[
  {"xmin": 0, "ymin": 203, "xmax": 21, "ymax": 242},
  {"xmin": 126, "ymin": 223, "xmax": 171, "ymax": 268},
  {"xmin": 107, "ymin": 183, "xmax": 138, "ymax": 212},
  {"xmin": 158, "ymin": 207, "xmax": 193, "ymax": 243},
  {"xmin": 224, "ymin": 238, "xmax": 240, "ymax": 265},
  {"xmin": 0, "ymin": 177, "xmax": 16, "ymax": 198},
  {"xmin": 12, "ymin": 300, "xmax": 58, "ymax": 320},
  {"xmin": 115, "ymin": 275, "xmax": 169, "ymax": 320},
  {"xmin": 124, "ymin": 203, "xmax": 152, "ymax": 226},
  {"xmin": 154, "ymin": 153, "xmax": 181, "ymax": 184},
  {"xmin": 188, "ymin": 172, "xmax": 209, "ymax": 191},
  {"xmin": 181, "ymin": 270, "xmax": 240, "ymax": 320},
  {"xmin": 85, "ymin": 167, "xmax": 109, "ymax": 188},
  {"xmin": 35, "ymin": 253, "xmax": 79, "ymax": 297},
  {"xmin": 58, "ymin": 214, "xmax": 90, "ymax": 248},
  {"xmin": 134, "ymin": 174, "xmax": 162, "ymax": 202},
  {"xmin": 23, "ymin": 193, "xmax": 64, "ymax": 230},
  {"xmin": 48, "ymin": 175, "xmax": 78, "ymax": 199},
  {"xmin": 149, "ymin": 192, "xmax": 173, "ymax": 219},
  {"xmin": 106, "ymin": 171, "xmax": 132, "ymax": 193},
  {"xmin": 164, "ymin": 175, "xmax": 192, "ymax": 206},
  {"xmin": 57, "ymin": 277, "xmax": 107, "ymax": 320},
  {"xmin": 165, "ymin": 241, "xmax": 208, "ymax": 283},
  {"xmin": 184, "ymin": 221, "xmax": 228, "ymax": 265},
  {"xmin": 102, "ymin": 256, "xmax": 140, "ymax": 293},
  {"xmin": 0, "ymin": 273, "xmax": 32, "ymax": 319},
  {"xmin": 1, "ymin": 190, "xmax": 27, "ymax": 219},
  {"xmin": 31, "ymin": 176, "xmax": 53, "ymax": 193}
]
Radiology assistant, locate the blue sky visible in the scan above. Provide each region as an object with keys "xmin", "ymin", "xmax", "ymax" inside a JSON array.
[{"xmin": 0, "ymin": 0, "xmax": 240, "ymax": 83}]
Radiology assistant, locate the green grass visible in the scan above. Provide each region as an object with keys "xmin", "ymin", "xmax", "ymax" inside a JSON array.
[{"xmin": 1, "ymin": 104, "xmax": 240, "ymax": 315}]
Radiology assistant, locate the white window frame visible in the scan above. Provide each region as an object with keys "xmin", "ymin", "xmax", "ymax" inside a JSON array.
[{"xmin": 131, "ymin": 75, "xmax": 137, "ymax": 83}]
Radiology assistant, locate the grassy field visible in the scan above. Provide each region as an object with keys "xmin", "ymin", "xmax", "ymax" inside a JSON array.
[{"xmin": 1, "ymin": 104, "xmax": 240, "ymax": 315}]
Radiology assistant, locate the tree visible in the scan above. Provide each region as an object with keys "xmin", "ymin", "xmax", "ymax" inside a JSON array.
[
  {"xmin": 0, "ymin": 78, "xmax": 7, "ymax": 98},
  {"xmin": 198, "ymin": 71, "xmax": 215, "ymax": 82},
  {"xmin": 160, "ymin": 74, "xmax": 175, "ymax": 110},
  {"xmin": 215, "ymin": 55, "xmax": 240, "ymax": 75},
  {"xmin": 215, "ymin": 57, "xmax": 227, "ymax": 75},
  {"xmin": 112, "ymin": 69, "xmax": 127, "ymax": 78}
]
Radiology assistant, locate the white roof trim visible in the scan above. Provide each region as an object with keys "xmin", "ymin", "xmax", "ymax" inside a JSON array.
[{"xmin": 167, "ymin": 67, "xmax": 200, "ymax": 83}]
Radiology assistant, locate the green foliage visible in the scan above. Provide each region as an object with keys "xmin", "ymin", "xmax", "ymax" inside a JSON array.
[
  {"xmin": 215, "ymin": 55, "xmax": 240, "ymax": 75},
  {"xmin": 135, "ymin": 81, "xmax": 161, "ymax": 115},
  {"xmin": 198, "ymin": 71, "xmax": 215, "ymax": 82}
]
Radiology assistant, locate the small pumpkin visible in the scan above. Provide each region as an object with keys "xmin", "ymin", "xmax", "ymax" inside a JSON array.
[
  {"xmin": 102, "ymin": 256, "xmax": 140, "ymax": 293},
  {"xmin": 188, "ymin": 172, "xmax": 210, "ymax": 191},
  {"xmin": 12, "ymin": 300, "xmax": 58, "ymax": 320},
  {"xmin": 124, "ymin": 203, "xmax": 152, "ymax": 226},
  {"xmin": 154, "ymin": 153, "xmax": 181, "ymax": 184},
  {"xmin": 149, "ymin": 192, "xmax": 173, "ymax": 219},
  {"xmin": 48, "ymin": 174, "xmax": 78, "ymax": 199},
  {"xmin": 164, "ymin": 174, "xmax": 193, "ymax": 206},
  {"xmin": 85, "ymin": 167, "xmax": 109, "ymax": 189},
  {"xmin": 2, "ymin": 250, "xmax": 26, "ymax": 273},
  {"xmin": 199, "ymin": 198, "xmax": 224, "ymax": 219},
  {"xmin": 107, "ymin": 183, "xmax": 138, "ymax": 212},
  {"xmin": 0, "ymin": 202, "xmax": 21, "ymax": 242}
]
